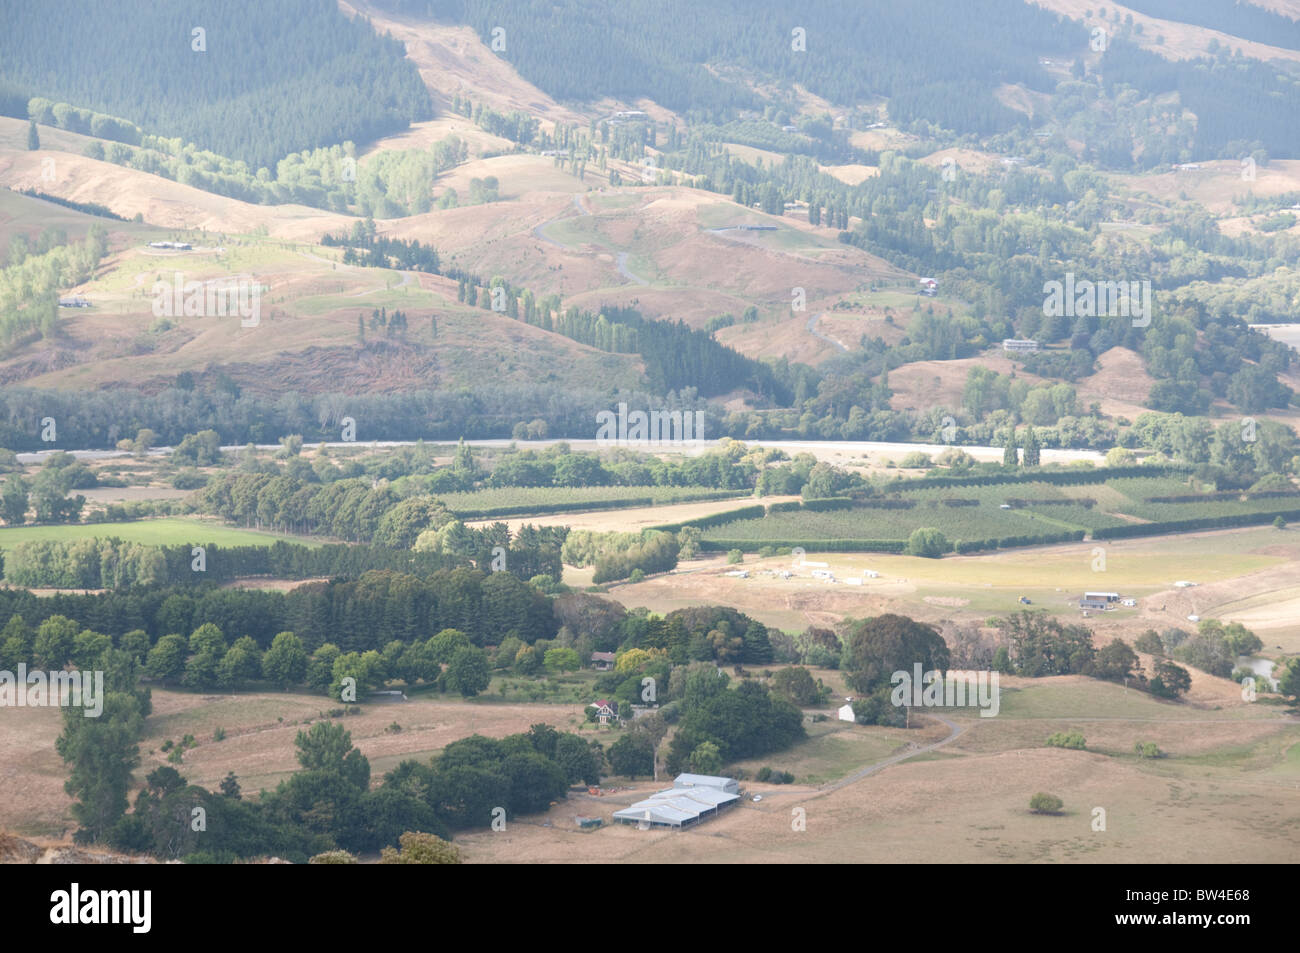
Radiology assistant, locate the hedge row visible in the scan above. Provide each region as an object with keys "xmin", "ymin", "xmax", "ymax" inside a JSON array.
[
  {"xmin": 953, "ymin": 530, "xmax": 1086, "ymax": 553},
  {"xmin": 801, "ymin": 497, "xmax": 854, "ymax": 511},
  {"xmin": 884, "ymin": 464, "xmax": 1190, "ymax": 492},
  {"xmin": 449, "ymin": 489, "xmax": 744, "ymax": 520},
  {"xmin": 651, "ymin": 503, "xmax": 766, "ymax": 533},
  {"xmin": 1143, "ymin": 490, "xmax": 1300, "ymax": 504},
  {"xmin": 451, "ymin": 496, "xmax": 650, "ymax": 518},
  {"xmin": 1091, "ymin": 509, "xmax": 1300, "ymax": 540},
  {"xmin": 699, "ymin": 538, "xmax": 908, "ymax": 554}
]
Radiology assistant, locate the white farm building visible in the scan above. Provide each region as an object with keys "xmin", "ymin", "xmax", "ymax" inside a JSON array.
[{"xmin": 612, "ymin": 774, "xmax": 740, "ymax": 829}]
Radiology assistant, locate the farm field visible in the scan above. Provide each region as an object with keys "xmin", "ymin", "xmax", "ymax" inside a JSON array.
[
  {"xmin": 455, "ymin": 699, "xmax": 1300, "ymax": 863},
  {"xmin": 698, "ymin": 474, "xmax": 1300, "ymax": 551},
  {"xmin": 435, "ymin": 485, "xmax": 748, "ymax": 519},
  {"xmin": 7, "ymin": 670, "xmax": 1295, "ymax": 865},
  {"xmin": 472, "ymin": 494, "xmax": 801, "ymax": 535},
  {"xmin": 604, "ymin": 527, "xmax": 1300, "ymax": 639},
  {"xmin": 0, "ymin": 517, "xmax": 317, "ymax": 549}
]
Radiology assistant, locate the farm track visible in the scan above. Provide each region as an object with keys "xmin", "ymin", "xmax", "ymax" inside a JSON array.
[
  {"xmin": 807, "ymin": 711, "xmax": 1298, "ymax": 799},
  {"xmin": 806, "ymin": 312, "xmax": 848, "ymax": 352},
  {"xmin": 816, "ymin": 713, "xmax": 967, "ymax": 796}
]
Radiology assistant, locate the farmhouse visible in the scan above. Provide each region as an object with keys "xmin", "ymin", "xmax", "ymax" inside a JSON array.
[
  {"xmin": 1084, "ymin": 591, "xmax": 1121, "ymax": 603},
  {"xmin": 590, "ymin": 652, "xmax": 616, "ymax": 671},
  {"xmin": 588, "ymin": 699, "xmax": 618, "ymax": 725},
  {"xmin": 838, "ymin": 702, "xmax": 856, "ymax": 722},
  {"xmin": 1079, "ymin": 597, "xmax": 1109, "ymax": 611},
  {"xmin": 1002, "ymin": 338, "xmax": 1039, "ymax": 352},
  {"xmin": 612, "ymin": 774, "xmax": 740, "ymax": 829},
  {"xmin": 918, "ymin": 277, "xmax": 938, "ymax": 295}
]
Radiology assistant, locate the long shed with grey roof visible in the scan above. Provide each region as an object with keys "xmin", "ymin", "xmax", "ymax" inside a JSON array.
[{"xmin": 612, "ymin": 775, "xmax": 741, "ymax": 829}]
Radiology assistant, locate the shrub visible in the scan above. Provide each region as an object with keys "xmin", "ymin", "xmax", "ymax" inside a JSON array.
[
  {"xmin": 379, "ymin": 831, "xmax": 463, "ymax": 865},
  {"xmin": 309, "ymin": 850, "xmax": 358, "ymax": 864},
  {"xmin": 1029, "ymin": 792, "xmax": 1063, "ymax": 814},
  {"xmin": 726, "ymin": 549, "xmax": 744, "ymax": 565},
  {"xmin": 212, "ymin": 727, "xmax": 226, "ymax": 742},
  {"xmin": 1134, "ymin": 741, "xmax": 1163, "ymax": 759},
  {"xmin": 1045, "ymin": 731, "xmax": 1086, "ymax": 750}
]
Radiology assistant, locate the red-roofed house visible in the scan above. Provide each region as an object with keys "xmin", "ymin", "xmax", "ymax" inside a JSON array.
[{"xmin": 589, "ymin": 699, "xmax": 617, "ymax": 726}]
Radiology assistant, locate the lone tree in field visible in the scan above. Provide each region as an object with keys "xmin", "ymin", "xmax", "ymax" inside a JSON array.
[
  {"xmin": 905, "ymin": 527, "xmax": 950, "ymax": 558},
  {"xmin": 1029, "ymin": 792, "xmax": 1063, "ymax": 814},
  {"xmin": 27, "ymin": 120, "xmax": 39, "ymax": 150}
]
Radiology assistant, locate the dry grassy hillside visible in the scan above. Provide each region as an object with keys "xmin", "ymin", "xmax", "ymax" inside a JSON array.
[{"xmin": 1030, "ymin": 0, "xmax": 1300, "ymax": 63}]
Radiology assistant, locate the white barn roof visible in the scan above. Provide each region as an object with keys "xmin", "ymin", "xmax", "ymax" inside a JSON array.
[
  {"xmin": 612, "ymin": 780, "xmax": 740, "ymax": 827},
  {"xmin": 672, "ymin": 773, "xmax": 739, "ymax": 793}
]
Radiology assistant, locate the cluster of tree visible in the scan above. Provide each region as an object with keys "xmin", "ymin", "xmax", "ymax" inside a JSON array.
[
  {"xmin": 588, "ymin": 530, "xmax": 680, "ymax": 584},
  {"xmin": 451, "ymin": 96, "xmax": 539, "ymax": 146},
  {"xmin": 1, "ymin": 0, "xmax": 431, "ymax": 170},
  {"xmin": 412, "ymin": 520, "xmax": 567, "ymax": 582},
  {"xmin": 90, "ymin": 709, "xmax": 600, "ymax": 861},
  {"xmin": 0, "ymin": 537, "xmax": 474, "ymax": 590},
  {"xmin": 0, "ymin": 451, "xmax": 99, "ymax": 525},
  {"xmin": 1124, "ymin": 413, "xmax": 1298, "ymax": 484},
  {"xmin": 478, "ymin": 442, "xmax": 759, "ymax": 491},
  {"xmin": 190, "ymin": 473, "xmax": 449, "ymax": 543},
  {"xmin": 1135, "ymin": 619, "xmax": 1264, "ymax": 681},
  {"xmin": 0, "ymin": 566, "xmax": 557, "ymax": 654},
  {"xmin": 965, "ymin": 367, "xmax": 1079, "ymax": 428},
  {"xmin": 1, "ymin": 224, "xmax": 108, "ymax": 344},
  {"xmin": 322, "ymin": 219, "xmax": 440, "ymax": 272},
  {"xmin": 663, "ymin": 666, "xmax": 804, "ymax": 775}
]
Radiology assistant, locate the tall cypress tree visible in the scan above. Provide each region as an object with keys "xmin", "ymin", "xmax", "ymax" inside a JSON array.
[
  {"xmin": 26, "ymin": 120, "xmax": 39, "ymax": 150},
  {"xmin": 1003, "ymin": 428, "xmax": 1019, "ymax": 467},
  {"xmin": 1023, "ymin": 427, "xmax": 1041, "ymax": 467}
]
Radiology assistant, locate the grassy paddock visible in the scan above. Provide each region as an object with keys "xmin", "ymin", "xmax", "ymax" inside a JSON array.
[{"xmin": 0, "ymin": 518, "xmax": 316, "ymax": 548}]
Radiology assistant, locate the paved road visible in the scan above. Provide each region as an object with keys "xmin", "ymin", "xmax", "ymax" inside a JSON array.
[{"xmin": 616, "ymin": 251, "xmax": 648, "ymax": 286}]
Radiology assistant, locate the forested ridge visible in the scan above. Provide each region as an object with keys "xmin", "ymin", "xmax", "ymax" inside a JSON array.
[
  {"xmin": 378, "ymin": 0, "xmax": 1078, "ymax": 136},
  {"xmin": 0, "ymin": 0, "xmax": 432, "ymax": 170}
]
